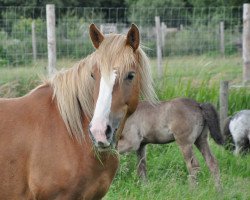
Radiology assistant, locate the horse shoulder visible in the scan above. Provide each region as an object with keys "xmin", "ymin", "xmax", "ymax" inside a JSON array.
[
  {"xmin": 81, "ymin": 154, "xmax": 119, "ymax": 199},
  {"xmin": 28, "ymin": 126, "xmax": 118, "ymax": 199}
]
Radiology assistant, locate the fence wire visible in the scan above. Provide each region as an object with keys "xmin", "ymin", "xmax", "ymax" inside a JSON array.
[{"xmin": 0, "ymin": 6, "xmax": 243, "ymax": 67}]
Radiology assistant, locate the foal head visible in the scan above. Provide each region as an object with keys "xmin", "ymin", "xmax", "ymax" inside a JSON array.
[{"xmin": 88, "ymin": 24, "xmax": 156, "ymax": 150}]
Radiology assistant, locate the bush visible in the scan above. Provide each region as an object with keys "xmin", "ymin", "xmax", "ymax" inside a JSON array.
[
  {"xmin": 56, "ymin": 17, "xmax": 94, "ymax": 59},
  {"xmin": 0, "ymin": 18, "xmax": 46, "ymax": 66},
  {"xmin": 161, "ymin": 24, "xmax": 240, "ymax": 56}
]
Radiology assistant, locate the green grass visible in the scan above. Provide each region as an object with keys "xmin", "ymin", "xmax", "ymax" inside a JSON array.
[
  {"xmin": 152, "ymin": 55, "xmax": 250, "ymax": 115},
  {"xmin": 105, "ymin": 143, "xmax": 250, "ymax": 200},
  {"xmin": 0, "ymin": 59, "xmax": 77, "ymax": 97},
  {"xmin": 1, "ymin": 55, "xmax": 250, "ymax": 199}
]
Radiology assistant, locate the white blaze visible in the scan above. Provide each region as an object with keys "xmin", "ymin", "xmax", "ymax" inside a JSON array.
[{"xmin": 90, "ymin": 70, "xmax": 117, "ymax": 142}]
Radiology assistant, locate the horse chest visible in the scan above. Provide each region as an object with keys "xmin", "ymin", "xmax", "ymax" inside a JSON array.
[
  {"xmin": 77, "ymin": 155, "xmax": 119, "ymax": 200},
  {"xmin": 28, "ymin": 151, "xmax": 119, "ymax": 200}
]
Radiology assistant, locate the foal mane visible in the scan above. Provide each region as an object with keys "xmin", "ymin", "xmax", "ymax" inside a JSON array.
[{"xmin": 48, "ymin": 33, "xmax": 157, "ymax": 142}]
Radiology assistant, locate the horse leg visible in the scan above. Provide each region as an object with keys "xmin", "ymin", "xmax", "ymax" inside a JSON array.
[
  {"xmin": 234, "ymin": 140, "xmax": 242, "ymax": 155},
  {"xmin": 136, "ymin": 143, "xmax": 147, "ymax": 181},
  {"xmin": 233, "ymin": 134, "xmax": 249, "ymax": 155},
  {"xmin": 195, "ymin": 134, "xmax": 221, "ymax": 190},
  {"xmin": 178, "ymin": 144, "xmax": 200, "ymax": 187},
  {"xmin": 248, "ymin": 133, "xmax": 250, "ymax": 152}
]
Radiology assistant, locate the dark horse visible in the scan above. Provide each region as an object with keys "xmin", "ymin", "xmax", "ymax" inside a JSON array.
[
  {"xmin": 0, "ymin": 24, "xmax": 156, "ymax": 199},
  {"xmin": 118, "ymin": 98, "xmax": 224, "ymax": 188}
]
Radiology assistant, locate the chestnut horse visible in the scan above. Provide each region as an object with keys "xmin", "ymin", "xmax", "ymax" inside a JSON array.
[
  {"xmin": 0, "ymin": 24, "xmax": 156, "ymax": 199},
  {"xmin": 118, "ymin": 98, "xmax": 224, "ymax": 188}
]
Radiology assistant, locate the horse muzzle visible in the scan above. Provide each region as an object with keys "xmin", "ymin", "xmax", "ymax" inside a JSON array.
[{"xmin": 89, "ymin": 122, "xmax": 114, "ymax": 150}]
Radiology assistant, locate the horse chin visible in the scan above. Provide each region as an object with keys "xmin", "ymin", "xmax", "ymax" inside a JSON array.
[
  {"xmin": 89, "ymin": 128, "xmax": 117, "ymax": 152},
  {"xmin": 96, "ymin": 145, "xmax": 113, "ymax": 152},
  {"xmin": 94, "ymin": 139, "xmax": 117, "ymax": 152}
]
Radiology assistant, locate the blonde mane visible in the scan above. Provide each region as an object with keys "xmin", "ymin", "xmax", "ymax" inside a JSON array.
[{"xmin": 48, "ymin": 33, "xmax": 157, "ymax": 142}]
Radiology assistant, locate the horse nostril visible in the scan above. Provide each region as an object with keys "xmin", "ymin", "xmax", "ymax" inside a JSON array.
[{"xmin": 105, "ymin": 125, "xmax": 112, "ymax": 139}]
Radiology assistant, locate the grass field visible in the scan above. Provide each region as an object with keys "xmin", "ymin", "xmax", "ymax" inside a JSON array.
[{"xmin": 0, "ymin": 55, "xmax": 250, "ymax": 199}]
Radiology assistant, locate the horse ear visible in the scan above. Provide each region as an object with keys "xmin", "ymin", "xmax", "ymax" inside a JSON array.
[
  {"xmin": 89, "ymin": 24, "xmax": 104, "ymax": 49},
  {"xmin": 126, "ymin": 24, "xmax": 140, "ymax": 51}
]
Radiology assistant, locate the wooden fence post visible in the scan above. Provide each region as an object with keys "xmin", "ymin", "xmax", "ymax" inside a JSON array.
[
  {"xmin": 155, "ymin": 16, "xmax": 163, "ymax": 79},
  {"xmin": 243, "ymin": 4, "xmax": 250, "ymax": 85},
  {"xmin": 100, "ymin": 24, "xmax": 104, "ymax": 33},
  {"xmin": 220, "ymin": 21, "xmax": 225, "ymax": 57},
  {"xmin": 46, "ymin": 4, "xmax": 56, "ymax": 76},
  {"xmin": 31, "ymin": 21, "xmax": 37, "ymax": 62},
  {"xmin": 180, "ymin": 24, "xmax": 183, "ymax": 31},
  {"xmin": 161, "ymin": 22, "xmax": 167, "ymax": 55},
  {"xmin": 220, "ymin": 81, "xmax": 229, "ymax": 133}
]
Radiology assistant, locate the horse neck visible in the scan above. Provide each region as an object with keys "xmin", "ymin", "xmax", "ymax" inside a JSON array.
[{"xmin": 27, "ymin": 84, "xmax": 57, "ymax": 111}]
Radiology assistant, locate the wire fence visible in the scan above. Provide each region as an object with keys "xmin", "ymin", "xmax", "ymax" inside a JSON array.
[{"xmin": 0, "ymin": 6, "xmax": 243, "ymax": 67}]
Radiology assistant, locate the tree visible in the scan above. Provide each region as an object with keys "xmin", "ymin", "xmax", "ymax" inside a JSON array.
[
  {"xmin": 125, "ymin": 0, "xmax": 189, "ymax": 25},
  {"xmin": 0, "ymin": 0, "xmax": 126, "ymax": 7}
]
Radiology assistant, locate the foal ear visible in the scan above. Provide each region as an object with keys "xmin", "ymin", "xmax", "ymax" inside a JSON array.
[
  {"xmin": 126, "ymin": 24, "xmax": 140, "ymax": 51},
  {"xmin": 89, "ymin": 24, "xmax": 104, "ymax": 49}
]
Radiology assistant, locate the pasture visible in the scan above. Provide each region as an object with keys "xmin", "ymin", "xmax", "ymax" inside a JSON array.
[{"xmin": 1, "ymin": 55, "xmax": 250, "ymax": 199}]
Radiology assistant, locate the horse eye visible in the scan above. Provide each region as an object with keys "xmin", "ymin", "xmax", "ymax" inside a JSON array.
[
  {"xmin": 126, "ymin": 72, "xmax": 136, "ymax": 81},
  {"xmin": 91, "ymin": 73, "xmax": 95, "ymax": 80}
]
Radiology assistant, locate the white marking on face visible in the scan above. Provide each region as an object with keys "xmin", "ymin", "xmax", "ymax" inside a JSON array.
[{"xmin": 90, "ymin": 70, "xmax": 117, "ymax": 143}]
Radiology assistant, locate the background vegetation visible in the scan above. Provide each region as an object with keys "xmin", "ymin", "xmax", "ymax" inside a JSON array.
[
  {"xmin": 1, "ymin": 56, "xmax": 250, "ymax": 199},
  {"xmin": 0, "ymin": 0, "xmax": 248, "ymax": 8},
  {"xmin": 0, "ymin": 0, "xmax": 247, "ymax": 66}
]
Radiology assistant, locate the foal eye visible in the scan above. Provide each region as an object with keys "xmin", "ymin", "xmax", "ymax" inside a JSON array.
[{"xmin": 126, "ymin": 72, "xmax": 136, "ymax": 81}]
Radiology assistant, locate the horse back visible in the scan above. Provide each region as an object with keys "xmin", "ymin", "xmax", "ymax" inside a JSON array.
[{"xmin": 130, "ymin": 98, "xmax": 204, "ymax": 144}]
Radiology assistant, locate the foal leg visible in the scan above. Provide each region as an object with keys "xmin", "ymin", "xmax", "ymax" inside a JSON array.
[
  {"xmin": 178, "ymin": 144, "xmax": 200, "ymax": 187},
  {"xmin": 195, "ymin": 135, "xmax": 221, "ymax": 190},
  {"xmin": 136, "ymin": 143, "xmax": 147, "ymax": 181}
]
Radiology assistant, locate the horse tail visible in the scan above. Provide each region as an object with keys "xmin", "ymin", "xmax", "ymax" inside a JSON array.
[
  {"xmin": 200, "ymin": 103, "xmax": 224, "ymax": 145},
  {"xmin": 222, "ymin": 116, "xmax": 235, "ymax": 150}
]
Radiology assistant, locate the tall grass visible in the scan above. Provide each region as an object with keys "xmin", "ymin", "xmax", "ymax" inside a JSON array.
[
  {"xmin": 153, "ymin": 55, "xmax": 250, "ymax": 115},
  {"xmin": 0, "ymin": 59, "xmax": 76, "ymax": 97},
  {"xmin": 1, "ymin": 55, "xmax": 250, "ymax": 199},
  {"xmin": 105, "ymin": 142, "xmax": 250, "ymax": 200}
]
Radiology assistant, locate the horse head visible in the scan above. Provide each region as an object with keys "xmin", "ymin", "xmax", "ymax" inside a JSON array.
[{"xmin": 88, "ymin": 24, "xmax": 154, "ymax": 150}]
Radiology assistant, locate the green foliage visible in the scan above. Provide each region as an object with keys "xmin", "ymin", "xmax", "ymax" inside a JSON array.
[
  {"xmin": 188, "ymin": 0, "xmax": 249, "ymax": 7},
  {"xmin": 0, "ymin": 31, "xmax": 8, "ymax": 66},
  {"xmin": 1, "ymin": 56, "xmax": 250, "ymax": 200},
  {"xmin": 0, "ymin": 18, "xmax": 46, "ymax": 66},
  {"xmin": 0, "ymin": 15, "xmax": 95, "ymax": 66},
  {"xmin": 106, "ymin": 143, "xmax": 250, "ymax": 200},
  {"xmin": 126, "ymin": 0, "xmax": 185, "ymax": 8},
  {"xmin": 162, "ymin": 24, "xmax": 240, "ymax": 56},
  {"xmin": 0, "ymin": 0, "xmax": 126, "ymax": 7},
  {"xmin": 229, "ymin": 88, "xmax": 250, "ymax": 116},
  {"xmin": 12, "ymin": 17, "xmax": 44, "ymax": 39},
  {"xmin": 11, "ymin": 17, "xmax": 33, "ymax": 39},
  {"xmin": 56, "ymin": 16, "xmax": 92, "ymax": 59}
]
